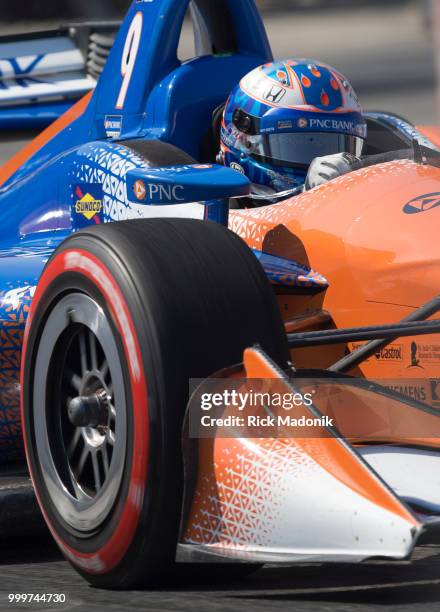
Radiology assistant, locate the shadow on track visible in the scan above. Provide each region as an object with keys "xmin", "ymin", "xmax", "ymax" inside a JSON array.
[
  {"xmin": 155, "ymin": 543, "xmax": 440, "ymax": 609},
  {"xmin": 226, "ymin": 556, "xmax": 440, "ymax": 606},
  {"xmin": 0, "ymin": 535, "xmax": 439, "ymax": 611},
  {"xmin": 0, "ymin": 533, "xmax": 61, "ymax": 566}
]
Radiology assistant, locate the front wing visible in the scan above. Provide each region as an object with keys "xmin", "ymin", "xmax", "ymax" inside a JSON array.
[{"xmin": 178, "ymin": 347, "xmax": 439, "ymax": 564}]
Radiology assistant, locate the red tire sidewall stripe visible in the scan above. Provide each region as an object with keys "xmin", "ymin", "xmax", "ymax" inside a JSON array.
[{"xmin": 21, "ymin": 249, "xmax": 149, "ymax": 574}]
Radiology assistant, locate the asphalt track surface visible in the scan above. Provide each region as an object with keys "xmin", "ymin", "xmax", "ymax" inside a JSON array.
[
  {"xmin": 0, "ymin": 3, "xmax": 439, "ymax": 611},
  {"xmin": 1, "ymin": 533, "xmax": 440, "ymax": 611}
]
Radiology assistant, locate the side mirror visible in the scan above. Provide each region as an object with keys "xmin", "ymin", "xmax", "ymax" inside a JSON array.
[{"xmin": 126, "ymin": 163, "xmax": 250, "ymax": 225}]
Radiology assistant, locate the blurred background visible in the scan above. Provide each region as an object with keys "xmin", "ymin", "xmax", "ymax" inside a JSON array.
[{"xmin": 0, "ymin": 0, "xmax": 436, "ymax": 124}]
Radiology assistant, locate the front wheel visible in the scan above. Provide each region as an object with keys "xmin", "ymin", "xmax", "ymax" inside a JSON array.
[{"xmin": 21, "ymin": 219, "xmax": 288, "ymax": 588}]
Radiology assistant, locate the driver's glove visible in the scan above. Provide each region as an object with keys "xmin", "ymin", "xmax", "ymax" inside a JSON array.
[{"xmin": 305, "ymin": 152, "xmax": 361, "ymax": 190}]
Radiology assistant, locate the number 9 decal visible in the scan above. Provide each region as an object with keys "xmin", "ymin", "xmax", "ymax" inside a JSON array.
[{"xmin": 116, "ymin": 12, "xmax": 143, "ymax": 110}]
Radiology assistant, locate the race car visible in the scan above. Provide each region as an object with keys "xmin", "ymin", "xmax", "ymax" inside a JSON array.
[{"xmin": 0, "ymin": 0, "xmax": 438, "ymax": 590}]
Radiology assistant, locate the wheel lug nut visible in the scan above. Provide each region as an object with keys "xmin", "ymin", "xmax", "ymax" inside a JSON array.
[{"xmin": 68, "ymin": 390, "xmax": 109, "ymax": 428}]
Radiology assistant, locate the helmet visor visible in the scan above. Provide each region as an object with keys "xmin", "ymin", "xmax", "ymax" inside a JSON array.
[{"xmin": 248, "ymin": 132, "xmax": 364, "ymax": 169}]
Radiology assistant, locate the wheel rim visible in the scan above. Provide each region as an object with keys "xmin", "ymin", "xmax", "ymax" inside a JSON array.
[{"xmin": 33, "ymin": 293, "xmax": 128, "ymax": 533}]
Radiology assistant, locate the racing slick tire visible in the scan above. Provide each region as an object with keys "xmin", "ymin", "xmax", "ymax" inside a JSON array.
[{"xmin": 21, "ymin": 218, "xmax": 289, "ymax": 589}]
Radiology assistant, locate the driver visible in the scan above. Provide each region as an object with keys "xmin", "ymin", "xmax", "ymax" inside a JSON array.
[{"xmin": 218, "ymin": 59, "xmax": 367, "ymax": 202}]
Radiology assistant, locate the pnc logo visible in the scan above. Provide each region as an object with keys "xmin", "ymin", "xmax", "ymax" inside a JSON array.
[
  {"xmin": 309, "ymin": 118, "xmax": 355, "ymax": 131},
  {"xmin": 134, "ymin": 180, "xmax": 147, "ymax": 200},
  {"xmin": 147, "ymin": 183, "xmax": 185, "ymax": 202},
  {"xmin": 133, "ymin": 180, "xmax": 185, "ymax": 203},
  {"xmin": 403, "ymin": 192, "xmax": 440, "ymax": 215}
]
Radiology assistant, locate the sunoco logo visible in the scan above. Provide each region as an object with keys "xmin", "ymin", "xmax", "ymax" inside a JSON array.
[
  {"xmin": 403, "ymin": 192, "xmax": 440, "ymax": 215},
  {"xmin": 75, "ymin": 195, "xmax": 102, "ymax": 220}
]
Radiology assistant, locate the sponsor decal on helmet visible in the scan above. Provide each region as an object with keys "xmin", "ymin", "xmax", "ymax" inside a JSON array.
[
  {"xmin": 264, "ymin": 85, "xmax": 286, "ymax": 104},
  {"xmin": 74, "ymin": 184, "xmax": 103, "ymax": 221},
  {"xmin": 297, "ymin": 118, "xmax": 308, "ymax": 128},
  {"xmin": 403, "ymin": 192, "xmax": 440, "ymax": 215},
  {"xmin": 309, "ymin": 118, "xmax": 356, "ymax": 131},
  {"xmin": 278, "ymin": 120, "xmax": 293, "ymax": 130}
]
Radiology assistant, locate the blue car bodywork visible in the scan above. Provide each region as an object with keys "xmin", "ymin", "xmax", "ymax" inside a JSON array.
[
  {"xmin": 0, "ymin": 0, "xmax": 267, "ymax": 460},
  {"xmin": 0, "ymin": 0, "xmax": 332, "ymax": 461}
]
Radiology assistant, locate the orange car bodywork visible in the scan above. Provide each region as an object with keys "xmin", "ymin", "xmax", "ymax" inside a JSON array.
[
  {"xmin": 182, "ymin": 348, "xmax": 422, "ymax": 552},
  {"xmin": 183, "ymin": 145, "xmax": 440, "ymax": 554},
  {"xmin": 230, "ymin": 146, "xmax": 440, "ymax": 393}
]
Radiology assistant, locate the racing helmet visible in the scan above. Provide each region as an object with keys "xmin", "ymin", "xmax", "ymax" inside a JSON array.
[{"xmin": 219, "ymin": 59, "xmax": 367, "ymax": 191}]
